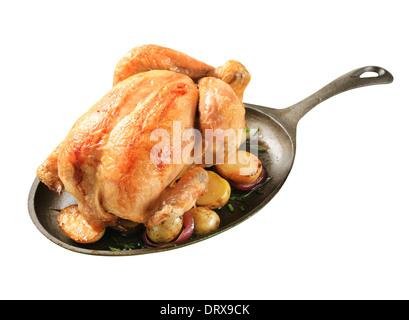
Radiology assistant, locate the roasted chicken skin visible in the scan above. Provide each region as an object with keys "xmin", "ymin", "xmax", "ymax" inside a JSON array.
[
  {"xmin": 198, "ymin": 77, "xmax": 247, "ymax": 164},
  {"xmin": 113, "ymin": 44, "xmax": 216, "ymax": 86},
  {"xmin": 113, "ymin": 45, "xmax": 250, "ymax": 101},
  {"xmin": 37, "ymin": 44, "xmax": 250, "ymax": 231}
]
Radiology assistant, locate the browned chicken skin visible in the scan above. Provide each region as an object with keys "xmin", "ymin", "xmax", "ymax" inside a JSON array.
[
  {"xmin": 113, "ymin": 44, "xmax": 216, "ymax": 86},
  {"xmin": 198, "ymin": 77, "xmax": 247, "ymax": 164},
  {"xmin": 37, "ymin": 44, "xmax": 251, "ymax": 231}
]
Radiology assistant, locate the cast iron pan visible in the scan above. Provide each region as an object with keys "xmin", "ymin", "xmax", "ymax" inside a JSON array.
[{"xmin": 28, "ymin": 66, "xmax": 393, "ymax": 256}]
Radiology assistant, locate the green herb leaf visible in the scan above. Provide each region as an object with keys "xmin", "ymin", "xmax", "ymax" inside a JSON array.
[
  {"xmin": 229, "ymin": 176, "xmax": 272, "ymax": 201},
  {"xmin": 110, "ymin": 242, "xmax": 141, "ymax": 251},
  {"xmin": 123, "ymin": 243, "xmax": 137, "ymax": 250},
  {"xmin": 251, "ymin": 128, "xmax": 259, "ymax": 136}
]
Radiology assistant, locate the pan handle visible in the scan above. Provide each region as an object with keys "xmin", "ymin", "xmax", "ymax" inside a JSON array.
[{"xmin": 280, "ymin": 66, "xmax": 393, "ymax": 127}]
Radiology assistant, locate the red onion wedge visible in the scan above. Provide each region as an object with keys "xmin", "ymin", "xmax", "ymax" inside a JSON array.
[
  {"xmin": 141, "ymin": 229, "xmax": 161, "ymax": 247},
  {"xmin": 230, "ymin": 167, "xmax": 267, "ymax": 191},
  {"xmin": 142, "ymin": 211, "xmax": 195, "ymax": 247},
  {"xmin": 173, "ymin": 210, "xmax": 194, "ymax": 243}
]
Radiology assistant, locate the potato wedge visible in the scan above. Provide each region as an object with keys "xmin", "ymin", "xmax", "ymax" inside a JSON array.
[
  {"xmin": 57, "ymin": 205, "xmax": 105, "ymax": 243},
  {"xmin": 196, "ymin": 171, "xmax": 231, "ymax": 209},
  {"xmin": 190, "ymin": 207, "xmax": 220, "ymax": 235},
  {"xmin": 216, "ymin": 150, "xmax": 262, "ymax": 184}
]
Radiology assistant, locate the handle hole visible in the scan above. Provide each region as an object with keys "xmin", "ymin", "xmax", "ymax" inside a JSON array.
[{"xmin": 359, "ymin": 71, "xmax": 379, "ymax": 78}]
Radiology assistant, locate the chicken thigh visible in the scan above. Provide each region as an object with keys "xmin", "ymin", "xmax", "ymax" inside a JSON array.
[{"xmin": 37, "ymin": 44, "xmax": 250, "ymax": 238}]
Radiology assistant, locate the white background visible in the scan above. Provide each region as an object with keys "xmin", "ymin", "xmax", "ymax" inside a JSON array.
[{"xmin": 1, "ymin": 0, "xmax": 408, "ymax": 300}]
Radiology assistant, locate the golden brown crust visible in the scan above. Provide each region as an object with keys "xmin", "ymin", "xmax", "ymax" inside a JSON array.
[
  {"xmin": 36, "ymin": 146, "xmax": 63, "ymax": 194},
  {"xmin": 215, "ymin": 60, "xmax": 251, "ymax": 101},
  {"xmin": 113, "ymin": 44, "xmax": 216, "ymax": 86},
  {"xmin": 146, "ymin": 167, "xmax": 209, "ymax": 227}
]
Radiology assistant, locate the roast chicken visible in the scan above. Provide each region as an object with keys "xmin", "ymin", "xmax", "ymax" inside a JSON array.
[{"xmin": 37, "ymin": 44, "xmax": 250, "ymax": 238}]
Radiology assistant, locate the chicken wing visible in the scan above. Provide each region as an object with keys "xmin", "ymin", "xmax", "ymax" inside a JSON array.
[{"xmin": 113, "ymin": 44, "xmax": 216, "ymax": 86}]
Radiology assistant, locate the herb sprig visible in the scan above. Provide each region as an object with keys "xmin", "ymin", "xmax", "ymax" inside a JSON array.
[
  {"xmin": 109, "ymin": 241, "xmax": 148, "ymax": 251},
  {"xmin": 229, "ymin": 176, "xmax": 272, "ymax": 201}
]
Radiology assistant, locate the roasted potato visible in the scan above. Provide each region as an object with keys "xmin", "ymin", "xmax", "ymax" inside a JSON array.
[
  {"xmin": 190, "ymin": 207, "xmax": 220, "ymax": 235},
  {"xmin": 146, "ymin": 214, "xmax": 184, "ymax": 244},
  {"xmin": 196, "ymin": 171, "xmax": 231, "ymax": 209},
  {"xmin": 216, "ymin": 150, "xmax": 262, "ymax": 184},
  {"xmin": 57, "ymin": 205, "xmax": 105, "ymax": 244}
]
